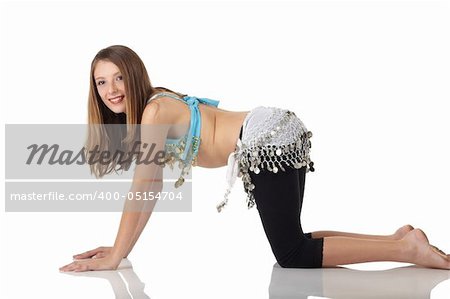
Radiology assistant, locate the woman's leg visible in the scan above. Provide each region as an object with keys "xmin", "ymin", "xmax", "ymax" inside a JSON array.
[
  {"xmin": 250, "ymin": 166, "xmax": 449, "ymax": 269},
  {"xmin": 250, "ymin": 166, "xmax": 324, "ymax": 268},
  {"xmin": 307, "ymin": 224, "xmax": 414, "ymax": 241},
  {"xmin": 322, "ymin": 229, "xmax": 450, "ymax": 269}
]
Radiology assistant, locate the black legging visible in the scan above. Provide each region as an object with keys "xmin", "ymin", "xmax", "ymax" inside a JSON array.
[{"xmin": 249, "ymin": 165, "xmax": 324, "ymax": 268}]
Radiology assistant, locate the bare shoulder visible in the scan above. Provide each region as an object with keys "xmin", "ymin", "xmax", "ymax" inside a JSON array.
[
  {"xmin": 142, "ymin": 101, "xmax": 162, "ymax": 125},
  {"xmin": 143, "ymin": 96, "xmax": 184, "ymax": 125},
  {"xmin": 141, "ymin": 101, "xmax": 169, "ymax": 145}
]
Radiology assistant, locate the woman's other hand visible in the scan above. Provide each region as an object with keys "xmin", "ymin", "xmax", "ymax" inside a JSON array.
[
  {"xmin": 72, "ymin": 246, "xmax": 114, "ymax": 260},
  {"xmin": 59, "ymin": 255, "xmax": 121, "ymax": 272}
]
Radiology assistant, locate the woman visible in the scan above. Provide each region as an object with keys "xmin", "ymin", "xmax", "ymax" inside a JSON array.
[{"xmin": 59, "ymin": 45, "xmax": 449, "ymax": 272}]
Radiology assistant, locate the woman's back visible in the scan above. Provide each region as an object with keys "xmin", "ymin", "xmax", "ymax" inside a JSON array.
[{"xmin": 147, "ymin": 91, "xmax": 249, "ymax": 168}]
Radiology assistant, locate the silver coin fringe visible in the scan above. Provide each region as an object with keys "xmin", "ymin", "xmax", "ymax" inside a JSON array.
[
  {"xmin": 237, "ymin": 110, "xmax": 315, "ymax": 210},
  {"xmin": 158, "ymin": 135, "xmax": 200, "ymax": 189}
]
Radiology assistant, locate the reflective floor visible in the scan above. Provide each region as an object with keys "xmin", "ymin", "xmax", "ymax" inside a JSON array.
[
  {"xmin": 55, "ymin": 259, "xmax": 450, "ymax": 299},
  {"xmin": 3, "ymin": 213, "xmax": 450, "ymax": 299},
  {"xmin": 269, "ymin": 263, "xmax": 450, "ymax": 299}
]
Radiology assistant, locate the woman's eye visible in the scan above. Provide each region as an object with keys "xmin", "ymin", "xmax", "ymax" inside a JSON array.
[
  {"xmin": 97, "ymin": 80, "xmax": 105, "ymax": 86},
  {"xmin": 116, "ymin": 75, "xmax": 123, "ymax": 81}
]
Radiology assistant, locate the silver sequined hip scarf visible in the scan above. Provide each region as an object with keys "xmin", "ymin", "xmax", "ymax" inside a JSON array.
[{"xmin": 217, "ymin": 106, "xmax": 315, "ymax": 213}]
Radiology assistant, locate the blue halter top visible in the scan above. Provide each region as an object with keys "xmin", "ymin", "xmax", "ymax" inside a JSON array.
[{"xmin": 146, "ymin": 92, "xmax": 220, "ymax": 188}]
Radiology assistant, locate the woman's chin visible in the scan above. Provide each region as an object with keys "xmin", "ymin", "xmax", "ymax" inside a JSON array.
[{"xmin": 108, "ymin": 105, "xmax": 126, "ymax": 114}]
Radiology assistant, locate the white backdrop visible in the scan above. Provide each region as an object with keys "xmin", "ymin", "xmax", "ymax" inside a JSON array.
[{"xmin": 1, "ymin": 1, "xmax": 449, "ymax": 298}]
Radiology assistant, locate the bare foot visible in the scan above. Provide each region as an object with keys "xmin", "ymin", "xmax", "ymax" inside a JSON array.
[
  {"xmin": 402, "ymin": 229, "xmax": 450, "ymax": 270},
  {"xmin": 392, "ymin": 224, "xmax": 414, "ymax": 240}
]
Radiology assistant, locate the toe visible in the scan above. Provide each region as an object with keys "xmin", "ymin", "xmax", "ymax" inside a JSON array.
[{"xmin": 404, "ymin": 224, "xmax": 414, "ymax": 231}]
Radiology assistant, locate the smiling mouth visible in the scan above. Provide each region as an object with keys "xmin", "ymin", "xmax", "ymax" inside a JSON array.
[{"xmin": 109, "ymin": 95, "xmax": 124, "ymax": 104}]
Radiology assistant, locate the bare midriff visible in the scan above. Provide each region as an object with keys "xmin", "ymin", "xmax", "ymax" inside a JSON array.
[{"xmin": 151, "ymin": 95, "xmax": 250, "ymax": 168}]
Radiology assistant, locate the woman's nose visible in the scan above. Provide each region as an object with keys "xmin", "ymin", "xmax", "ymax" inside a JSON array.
[{"xmin": 108, "ymin": 82, "xmax": 118, "ymax": 94}]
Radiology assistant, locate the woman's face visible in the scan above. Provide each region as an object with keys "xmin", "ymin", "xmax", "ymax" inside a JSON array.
[{"xmin": 94, "ymin": 60, "xmax": 127, "ymax": 114}]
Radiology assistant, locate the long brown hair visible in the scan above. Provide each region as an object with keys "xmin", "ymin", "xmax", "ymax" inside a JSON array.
[{"xmin": 85, "ymin": 45, "xmax": 185, "ymax": 178}]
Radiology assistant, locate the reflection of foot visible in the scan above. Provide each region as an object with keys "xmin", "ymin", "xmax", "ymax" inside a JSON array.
[
  {"xmin": 270, "ymin": 264, "xmax": 450, "ymax": 299},
  {"xmin": 392, "ymin": 224, "xmax": 414, "ymax": 240},
  {"xmin": 403, "ymin": 229, "xmax": 450, "ymax": 269}
]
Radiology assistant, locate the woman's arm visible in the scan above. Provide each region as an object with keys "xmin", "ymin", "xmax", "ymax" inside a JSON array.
[
  {"xmin": 60, "ymin": 104, "xmax": 168, "ymax": 272},
  {"xmin": 111, "ymin": 176, "xmax": 162, "ymax": 261},
  {"xmin": 110, "ymin": 104, "xmax": 167, "ymax": 263},
  {"xmin": 124, "ymin": 211, "xmax": 152, "ymax": 257},
  {"xmin": 109, "ymin": 187, "xmax": 160, "ymax": 263}
]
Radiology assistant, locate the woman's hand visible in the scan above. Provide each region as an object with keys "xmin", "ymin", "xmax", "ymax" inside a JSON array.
[
  {"xmin": 72, "ymin": 246, "xmax": 114, "ymax": 260},
  {"xmin": 59, "ymin": 254, "xmax": 121, "ymax": 272}
]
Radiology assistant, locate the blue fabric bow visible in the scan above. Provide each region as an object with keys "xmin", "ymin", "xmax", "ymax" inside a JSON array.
[{"xmin": 180, "ymin": 96, "xmax": 220, "ymax": 161}]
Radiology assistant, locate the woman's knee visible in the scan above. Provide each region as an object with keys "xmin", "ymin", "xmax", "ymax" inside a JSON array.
[{"xmin": 275, "ymin": 238, "xmax": 324, "ymax": 268}]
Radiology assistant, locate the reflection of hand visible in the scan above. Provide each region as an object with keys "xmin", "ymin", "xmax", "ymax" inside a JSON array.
[
  {"xmin": 60, "ymin": 259, "xmax": 150, "ymax": 298},
  {"xmin": 72, "ymin": 246, "xmax": 113, "ymax": 260},
  {"xmin": 59, "ymin": 255, "xmax": 121, "ymax": 272}
]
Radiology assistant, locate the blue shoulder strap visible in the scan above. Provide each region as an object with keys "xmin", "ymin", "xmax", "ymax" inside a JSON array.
[{"xmin": 146, "ymin": 92, "xmax": 220, "ymax": 162}]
